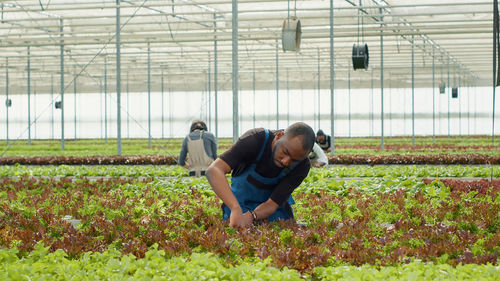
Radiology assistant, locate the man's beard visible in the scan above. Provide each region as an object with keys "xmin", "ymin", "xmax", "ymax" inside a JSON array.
[{"xmin": 271, "ymin": 141, "xmax": 284, "ymax": 168}]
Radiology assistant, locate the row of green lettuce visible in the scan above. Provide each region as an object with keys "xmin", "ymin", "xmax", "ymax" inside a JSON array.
[
  {"xmin": 1, "ymin": 244, "xmax": 498, "ymax": 281},
  {"xmin": 0, "ymin": 135, "xmax": 498, "ymax": 157},
  {"xmin": 0, "ymin": 164, "xmax": 498, "ymax": 178}
]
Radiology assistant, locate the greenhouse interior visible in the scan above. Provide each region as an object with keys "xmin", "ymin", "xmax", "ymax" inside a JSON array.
[{"xmin": 0, "ymin": 1, "xmax": 499, "ymax": 280}]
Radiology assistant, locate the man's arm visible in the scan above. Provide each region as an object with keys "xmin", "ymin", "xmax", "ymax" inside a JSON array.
[
  {"xmin": 210, "ymin": 134, "xmax": 218, "ymax": 159},
  {"xmin": 326, "ymin": 136, "xmax": 332, "ymax": 153},
  {"xmin": 252, "ymin": 199, "xmax": 279, "ymax": 220},
  {"xmin": 206, "ymin": 158, "xmax": 253, "ymax": 227},
  {"xmin": 178, "ymin": 137, "xmax": 188, "ymax": 166},
  {"xmin": 314, "ymin": 143, "xmax": 328, "ymax": 167}
]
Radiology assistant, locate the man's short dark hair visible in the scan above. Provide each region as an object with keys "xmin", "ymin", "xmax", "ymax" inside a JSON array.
[
  {"xmin": 284, "ymin": 122, "xmax": 315, "ymax": 152},
  {"xmin": 190, "ymin": 120, "xmax": 208, "ymax": 132}
]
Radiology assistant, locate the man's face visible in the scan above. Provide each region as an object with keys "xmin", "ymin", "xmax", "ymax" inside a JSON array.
[
  {"xmin": 317, "ymin": 135, "xmax": 325, "ymax": 142},
  {"xmin": 272, "ymin": 135, "xmax": 309, "ymax": 168}
]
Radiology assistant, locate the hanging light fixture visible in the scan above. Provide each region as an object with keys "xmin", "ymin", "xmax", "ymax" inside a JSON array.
[
  {"xmin": 452, "ymin": 68, "xmax": 458, "ymax": 98},
  {"xmin": 282, "ymin": 0, "xmax": 301, "ymax": 52},
  {"xmin": 352, "ymin": 0, "xmax": 369, "ymax": 70},
  {"xmin": 439, "ymin": 57, "xmax": 446, "ymax": 94}
]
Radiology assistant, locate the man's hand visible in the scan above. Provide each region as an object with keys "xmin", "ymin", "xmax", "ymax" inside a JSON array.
[
  {"xmin": 229, "ymin": 211, "xmax": 253, "ymax": 228},
  {"xmin": 229, "ymin": 208, "xmax": 243, "ymax": 227},
  {"xmin": 229, "ymin": 210, "xmax": 253, "ymax": 228}
]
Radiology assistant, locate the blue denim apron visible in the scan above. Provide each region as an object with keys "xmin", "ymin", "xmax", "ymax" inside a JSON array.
[{"xmin": 222, "ymin": 129, "xmax": 300, "ymax": 222}]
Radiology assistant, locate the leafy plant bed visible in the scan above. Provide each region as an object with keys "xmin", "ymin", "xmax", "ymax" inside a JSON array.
[
  {"xmin": 334, "ymin": 144, "xmax": 500, "ymax": 156},
  {"xmin": 421, "ymin": 178, "xmax": 500, "ymax": 194},
  {"xmin": 1, "ymin": 154, "xmax": 499, "ymax": 165},
  {"xmin": 1, "ymin": 176, "xmax": 498, "ymax": 275},
  {"xmin": 0, "ymin": 244, "xmax": 498, "ymax": 281},
  {"xmin": 0, "ymin": 136, "xmax": 497, "ymax": 157},
  {"xmin": 1, "ymin": 164, "xmax": 499, "ymax": 179},
  {"xmin": 0, "ymin": 155, "xmax": 178, "ymax": 165},
  {"xmin": 328, "ymin": 154, "xmax": 500, "ymax": 165}
]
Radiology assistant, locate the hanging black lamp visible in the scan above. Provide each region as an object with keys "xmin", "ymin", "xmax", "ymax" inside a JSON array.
[
  {"xmin": 452, "ymin": 88, "xmax": 458, "ymax": 98},
  {"xmin": 5, "ymin": 99, "xmax": 11, "ymax": 107},
  {"xmin": 352, "ymin": 1, "xmax": 369, "ymax": 70},
  {"xmin": 439, "ymin": 81, "xmax": 445, "ymax": 94},
  {"xmin": 352, "ymin": 43, "xmax": 369, "ymax": 70},
  {"xmin": 55, "ymin": 101, "xmax": 62, "ymax": 109}
]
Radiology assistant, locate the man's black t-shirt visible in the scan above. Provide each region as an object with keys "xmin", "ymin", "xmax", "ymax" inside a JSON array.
[{"xmin": 219, "ymin": 128, "xmax": 310, "ymax": 206}]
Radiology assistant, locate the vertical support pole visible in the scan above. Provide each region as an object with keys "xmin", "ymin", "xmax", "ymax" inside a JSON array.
[
  {"xmin": 104, "ymin": 57, "xmax": 108, "ymax": 144},
  {"xmin": 467, "ymin": 78, "xmax": 470, "ymax": 136},
  {"xmin": 313, "ymin": 84, "xmax": 317, "ymax": 129},
  {"xmin": 459, "ymin": 75, "xmax": 462, "ymax": 136},
  {"xmin": 74, "ymin": 70, "xmax": 77, "ymax": 141},
  {"xmin": 214, "ymin": 13, "xmax": 218, "ymax": 139},
  {"xmin": 403, "ymin": 81, "xmax": 406, "ymax": 135},
  {"xmin": 389, "ymin": 76, "xmax": 392, "ymax": 136},
  {"xmin": 161, "ymin": 70, "xmax": 164, "ymax": 139},
  {"xmin": 276, "ymin": 39, "xmax": 279, "ymax": 129},
  {"xmin": 208, "ymin": 52, "xmax": 211, "ymax": 131},
  {"xmin": 169, "ymin": 87, "xmax": 172, "ymax": 138},
  {"xmin": 127, "ymin": 71, "xmax": 129, "ymax": 138},
  {"xmin": 447, "ymin": 57, "xmax": 450, "ymax": 137},
  {"xmin": 370, "ymin": 69, "xmax": 373, "ymax": 136},
  {"xmin": 116, "ymin": 0, "xmax": 122, "ymax": 155},
  {"xmin": 493, "ymin": 75, "xmax": 496, "ymax": 144},
  {"xmin": 494, "ymin": 0, "xmax": 497, "ymax": 143},
  {"xmin": 60, "ymin": 19, "xmax": 65, "ymax": 150},
  {"xmin": 330, "ymin": 0, "xmax": 335, "ymax": 153},
  {"xmin": 28, "ymin": 46, "xmax": 31, "ymax": 145},
  {"xmin": 147, "ymin": 42, "xmax": 151, "ymax": 147},
  {"xmin": 348, "ymin": 59, "xmax": 351, "ymax": 138},
  {"xmin": 232, "ymin": 0, "xmax": 239, "ymax": 143},
  {"xmin": 432, "ymin": 47, "xmax": 436, "ymax": 144},
  {"xmin": 411, "ymin": 34, "xmax": 415, "ymax": 146},
  {"xmin": 238, "ymin": 80, "xmax": 242, "ymax": 135},
  {"xmin": 286, "ymin": 68, "xmax": 289, "ymax": 125},
  {"xmin": 51, "ymin": 74, "xmax": 54, "ymax": 139},
  {"xmin": 474, "ymin": 82, "xmax": 477, "ymax": 134},
  {"xmin": 380, "ymin": 9, "xmax": 384, "ymax": 150},
  {"xmin": 34, "ymin": 89, "xmax": 37, "ymax": 139},
  {"xmin": 318, "ymin": 47, "xmax": 321, "ymax": 129},
  {"xmin": 5, "ymin": 57, "xmax": 9, "ymax": 145},
  {"xmin": 253, "ymin": 61, "xmax": 256, "ymax": 128},
  {"xmin": 100, "ymin": 82, "xmax": 103, "ymax": 139}
]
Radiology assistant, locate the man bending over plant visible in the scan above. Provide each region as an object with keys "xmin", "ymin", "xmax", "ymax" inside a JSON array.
[{"xmin": 206, "ymin": 122, "xmax": 315, "ymax": 228}]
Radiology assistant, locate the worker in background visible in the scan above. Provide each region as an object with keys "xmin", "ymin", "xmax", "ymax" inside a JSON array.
[
  {"xmin": 178, "ymin": 120, "xmax": 217, "ymax": 177},
  {"xmin": 309, "ymin": 142, "xmax": 329, "ymax": 167},
  {"xmin": 315, "ymin": 129, "xmax": 332, "ymax": 153},
  {"xmin": 206, "ymin": 122, "xmax": 315, "ymax": 228}
]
